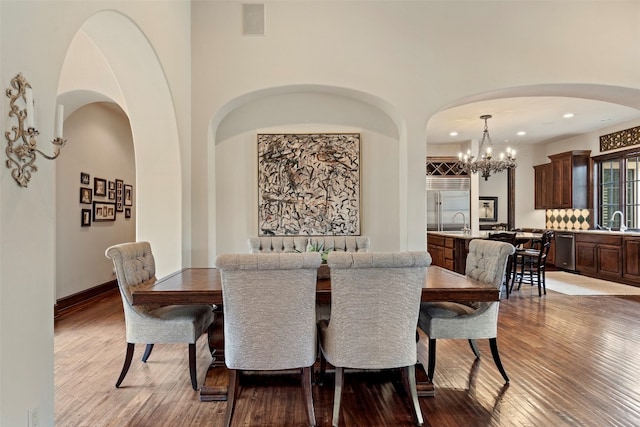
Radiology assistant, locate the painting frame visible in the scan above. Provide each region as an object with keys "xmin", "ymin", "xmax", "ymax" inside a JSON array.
[
  {"xmin": 93, "ymin": 201, "xmax": 116, "ymax": 222},
  {"xmin": 257, "ymin": 133, "xmax": 361, "ymax": 236},
  {"xmin": 115, "ymin": 179, "xmax": 124, "ymax": 212},
  {"xmin": 81, "ymin": 209, "xmax": 91, "ymax": 227},
  {"xmin": 80, "ymin": 172, "xmax": 90, "ymax": 185},
  {"xmin": 124, "ymin": 184, "xmax": 133, "ymax": 206},
  {"xmin": 479, "ymin": 196, "xmax": 498, "ymax": 222},
  {"xmin": 80, "ymin": 187, "xmax": 92, "ymax": 204},
  {"xmin": 94, "ymin": 177, "xmax": 107, "ymax": 197}
]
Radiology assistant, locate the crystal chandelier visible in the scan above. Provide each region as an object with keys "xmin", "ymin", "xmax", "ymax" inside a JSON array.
[{"xmin": 458, "ymin": 114, "xmax": 517, "ymax": 181}]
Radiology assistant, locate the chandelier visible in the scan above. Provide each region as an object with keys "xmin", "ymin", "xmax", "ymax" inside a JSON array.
[{"xmin": 458, "ymin": 115, "xmax": 517, "ymax": 181}]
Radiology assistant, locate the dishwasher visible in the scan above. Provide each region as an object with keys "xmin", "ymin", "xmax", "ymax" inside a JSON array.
[{"xmin": 554, "ymin": 232, "xmax": 575, "ymax": 271}]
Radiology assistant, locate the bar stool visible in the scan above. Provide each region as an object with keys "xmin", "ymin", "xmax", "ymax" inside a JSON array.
[{"xmin": 513, "ymin": 230, "xmax": 554, "ymax": 296}]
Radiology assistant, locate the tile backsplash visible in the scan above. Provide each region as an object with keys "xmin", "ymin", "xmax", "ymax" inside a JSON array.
[{"xmin": 545, "ymin": 209, "xmax": 591, "ymax": 230}]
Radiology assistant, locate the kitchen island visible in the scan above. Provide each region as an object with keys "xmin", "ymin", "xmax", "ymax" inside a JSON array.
[{"xmin": 427, "ymin": 231, "xmax": 541, "ymax": 274}]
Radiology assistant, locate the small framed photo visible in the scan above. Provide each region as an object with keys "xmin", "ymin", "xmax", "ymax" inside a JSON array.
[
  {"xmin": 94, "ymin": 178, "xmax": 107, "ymax": 197},
  {"xmin": 81, "ymin": 209, "xmax": 91, "ymax": 227},
  {"xmin": 125, "ymin": 208, "xmax": 132, "ymax": 219},
  {"xmin": 124, "ymin": 184, "xmax": 133, "ymax": 206},
  {"xmin": 115, "ymin": 179, "xmax": 124, "ymax": 211},
  {"xmin": 479, "ymin": 196, "xmax": 498, "ymax": 222},
  {"xmin": 108, "ymin": 180, "xmax": 115, "ymax": 191},
  {"xmin": 80, "ymin": 187, "xmax": 92, "ymax": 204},
  {"xmin": 93, "ymin": 201, "xmax": 116, "ymax": 222},
  {"xmin": 108, "ymin": 190, "xmax": 115, "ymax": 200},
  {"xmin": 80, "ymin": 172, "xmax": 90, "ymax": 185}
]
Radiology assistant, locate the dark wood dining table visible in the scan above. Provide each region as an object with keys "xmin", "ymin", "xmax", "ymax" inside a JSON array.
[{"xmin": 132, "ymin": 265, "xmax": 499, "ymax": 401}]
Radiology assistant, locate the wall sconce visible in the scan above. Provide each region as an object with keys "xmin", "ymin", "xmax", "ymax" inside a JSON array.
[{"xmin": 4, "ymin": 73, "xmax": 66, "ymax": 187}]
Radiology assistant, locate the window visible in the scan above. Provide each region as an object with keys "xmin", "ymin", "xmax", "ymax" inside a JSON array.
[
  {"xmin": 626, "ymin": 156, "xmax": 640, "ymax": 228},
  {"xmin": 596, "ymin": 149, "xmax": 640, "ymax": 230}
]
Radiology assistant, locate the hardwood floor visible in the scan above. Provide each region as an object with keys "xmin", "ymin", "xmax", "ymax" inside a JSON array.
[{"xmin": 55, "ymin": 286, "xmax": 640, "ymax": 426}]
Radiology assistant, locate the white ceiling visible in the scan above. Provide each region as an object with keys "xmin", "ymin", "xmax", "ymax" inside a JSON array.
[{"xmin": 426, "ymin": 97, "xmax": 640, "ymax": 151}]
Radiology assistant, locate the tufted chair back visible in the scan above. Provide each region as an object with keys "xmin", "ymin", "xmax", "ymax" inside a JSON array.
[
  {"xmin": 106, "ymin": 241, "xmax": 156, "ymax": 309},
  {"xmin": 248, "ymin": 235, "xmax": 370, "ymax": 253},
  {"xmin": 465, "ymin": 239, "xmax": 515, "ymax": 290}
]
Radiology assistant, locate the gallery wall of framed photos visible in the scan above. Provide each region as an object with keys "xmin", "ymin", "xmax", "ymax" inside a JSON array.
[{"xmin": 79, "ymin": 172, "xmax": 134, "ymax": 226}]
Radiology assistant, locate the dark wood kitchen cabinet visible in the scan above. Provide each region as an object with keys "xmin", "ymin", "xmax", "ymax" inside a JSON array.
[
  {"xmin": 575, "ymin": 233, "xmax": 622, "ymax": 280},
  {"xmin": 534, "ymin": 163, "xmax": 553, "ymax": 209},
  {"xmin": 623, "ymin": 236, "xmax": 640, "ymax": 284},
  {"xmin": 427, "ymin": 233, "xmax": 469, "ymax": 274},
  {"xmin": 534, "ymin": 150, "xmax": 591, "ymax": 210},
  {"xmin": 427, "ymin": 234, "xmax": 454, "ymax": 271}
]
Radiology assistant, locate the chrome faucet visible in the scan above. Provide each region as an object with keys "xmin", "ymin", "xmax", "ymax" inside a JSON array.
[
  {"xmin": 451, "ymin": 211, "xmax": 470, "ymax": 235},
  {"xmin": 610, "ymin": 210, "xmax": 627, "ymax": 232}
]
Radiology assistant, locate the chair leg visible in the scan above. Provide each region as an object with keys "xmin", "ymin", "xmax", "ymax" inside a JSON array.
[
  {"xmin": 115, "ymin": 343, "xmax": 135, "ymax": 388},
  {"xmin": 468, "ymin": 339, "xmax": 481, "ymax": 359},
  {"xmin": 332, "ymin": 366, "xmax": 344, "ymax": 427},
  {"xmin": 141, "ymin": 344, "xmax": 154, "ymax": 362},
  {"xmin": 405, "ymin": 365, "xmax": 424, "ymax": 426},
  {"xmin": 537, "ymin": 268, "xmax": 542, "ymax": 297},
  {"xmin": 541, "ymin": 268, "xmax": 547, "ymax": 295},
  {"xmin": 224, "ymin": 369, "xmax": 240, "ymax": 427},
  {"xmin": 189, "ymin": 343, "xmax": 197, "ymax": 390},
  {"xmin": 301, "ymin": 366, "xmax": 316, "ymax": 426},
  {"xmin": 427, "ymin": 338, "xmax": 436, "ymax": 381},
  {"xmin": 316, "ymin": 350, "xmax": 327, "ymax": 386},
  {"xmin": 489, "ymin": 338, "xmax": 509, "ymax": 384}
]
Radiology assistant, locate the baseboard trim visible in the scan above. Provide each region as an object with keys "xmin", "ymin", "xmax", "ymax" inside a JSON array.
[{"xmin": 55, "ymin": 280, "xmax": 118, "ymax": 318}]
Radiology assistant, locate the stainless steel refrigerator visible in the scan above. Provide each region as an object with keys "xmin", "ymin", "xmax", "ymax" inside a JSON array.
[{"xmin": 426, "ymin": 177, "xmax": 470, "ymax": 231}]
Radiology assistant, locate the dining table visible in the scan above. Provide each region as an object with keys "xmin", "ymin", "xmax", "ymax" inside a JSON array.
[{"xmin": 132, "ymin": 265, "xmax": 499, "ymax": 401}]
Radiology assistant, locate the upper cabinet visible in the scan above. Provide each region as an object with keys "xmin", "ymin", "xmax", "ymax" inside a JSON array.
[{"xmin": 534, "ymin": 150, "xmax": 592, "ymax": 210}]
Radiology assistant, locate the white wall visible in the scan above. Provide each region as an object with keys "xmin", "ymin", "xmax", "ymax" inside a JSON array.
[{"xmin": 56, "ymin": 103, "xmax": 136, "ymax": 300}]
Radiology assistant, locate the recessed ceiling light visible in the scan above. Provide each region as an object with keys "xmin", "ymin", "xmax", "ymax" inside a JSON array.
[
  {"xmin": 517, "ymin": 131, "xmax": 526, "ymax": 136},
  {"xmin": 563, "ymin": 113, "xmax": 574, "ymax": 118},
  {"xmin": 449, "ymin": 131, "xmax": 458, "ymax": 137}
]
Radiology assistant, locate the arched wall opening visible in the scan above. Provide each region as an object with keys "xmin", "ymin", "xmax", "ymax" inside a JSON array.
[
  {"xmin": 425, "ymin": 83, "xmax": 640, "ymax": 232},
  {"xmin": 209, "ymin": 85, "xmax": 405, "ymax": 258},
  {"xmin": 57, "ymin": 11, "xmax": 182, "ymax": 280}
]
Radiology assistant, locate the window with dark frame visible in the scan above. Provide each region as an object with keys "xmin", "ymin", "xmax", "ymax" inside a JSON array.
[{"xmin": 595, "ymin": 148, "xmax": 640, "ymax": 230}]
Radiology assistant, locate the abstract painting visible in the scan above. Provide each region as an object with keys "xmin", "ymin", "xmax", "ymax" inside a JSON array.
[{"xmin": 258, "ymin": 133, "xmax": 360, "ymax": 236}]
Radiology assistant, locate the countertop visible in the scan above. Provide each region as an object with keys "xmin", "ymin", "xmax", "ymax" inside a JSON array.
[
  {"xmin": 428, "ymin": 229, "xmax": 640, "ymax": 238},
  {"xmin": 427, "ymin": 231, "xmax": 541, "ymax": 240}
]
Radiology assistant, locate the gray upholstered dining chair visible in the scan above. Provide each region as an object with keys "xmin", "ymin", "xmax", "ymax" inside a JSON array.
[
  {"xmin": 418, "ymin": 239, "xmax": 515, "ymax": 385},
  {"xmin": 215, "ymin": 252, "xmax": 322, "ymax": 427},
  {"xmin": 318, "ymin": 251, "xmax": 431, "ymax": 427},
  {"xmin": 105, "ymin": 242, "xmax": 216, "ymax": 390}
]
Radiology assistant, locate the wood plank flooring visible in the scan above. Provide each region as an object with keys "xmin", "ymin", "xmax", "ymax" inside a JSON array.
[{"xmin": 55, "ymin": 285, "xmax": 640, "ymax": 426}]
